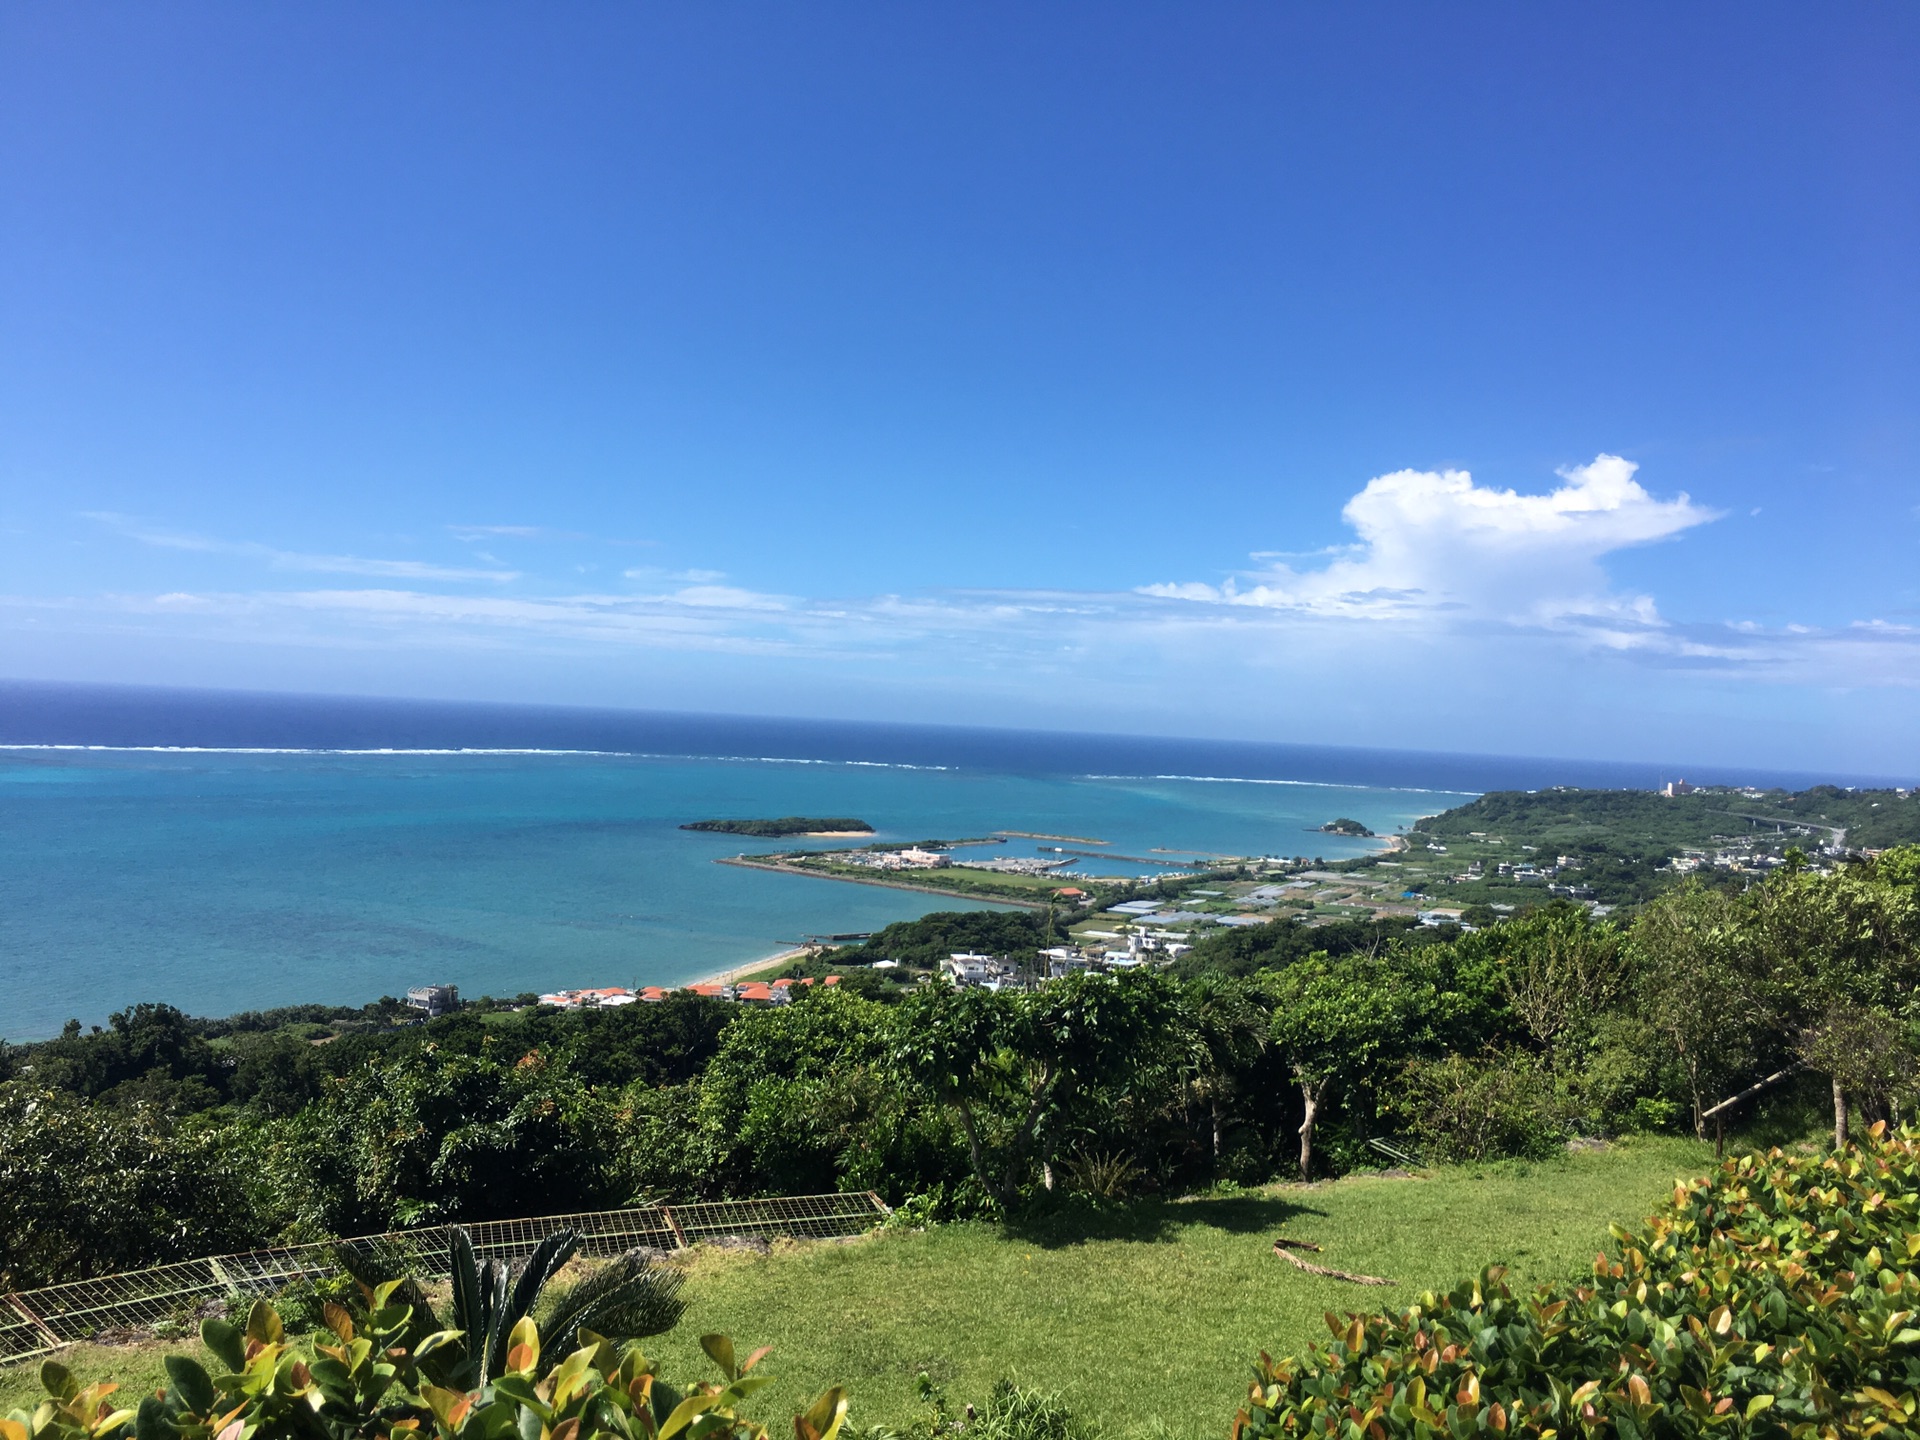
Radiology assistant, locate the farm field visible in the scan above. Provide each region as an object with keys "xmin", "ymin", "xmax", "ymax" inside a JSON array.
[{"xmin": 3, "ymin": 1136, "xmax": 1715, "ymax": 1440}]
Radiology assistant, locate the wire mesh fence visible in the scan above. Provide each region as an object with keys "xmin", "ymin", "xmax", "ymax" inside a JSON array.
[{"xmin": 0, "ymin": 1192, "xmax": 887, "ymax": 1367}]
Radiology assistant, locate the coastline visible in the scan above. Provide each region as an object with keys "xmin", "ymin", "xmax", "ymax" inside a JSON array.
[
  {"xmin": 684, "ymin": 947, "xmax": 814, "ymax": 988},
  {"xmin": 716, "ymin": 854, "xmax": 1048, "ymax": 909}
]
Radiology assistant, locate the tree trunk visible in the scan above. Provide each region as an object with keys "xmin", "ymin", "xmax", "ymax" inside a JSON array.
[
  {"xmin": 1297, "ymin": 1078, "xmax": 1322, "ymax": 1180},
  {"xmin": 1833, "ymin": 1074, "xmax": 1849, "ymax": 1152},
  {"xmin": 1211, "ymin": 1098, "xmax": 1224, "ymax": 1160},
  {"xmin": 953, "ymin": 1096, "xmax": 1008, "ymax": 1211}
]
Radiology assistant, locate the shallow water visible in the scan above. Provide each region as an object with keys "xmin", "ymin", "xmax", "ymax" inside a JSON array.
[{"xmin": 0, "ymin": 746, "xmax": 1460, "ymax": 1039}]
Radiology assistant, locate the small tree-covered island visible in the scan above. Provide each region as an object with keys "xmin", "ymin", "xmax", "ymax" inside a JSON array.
[
  {"xmin": 679, "ymin": 816, "xmax": 874, "ymax": 836},
  {"xmin": 1317, "ymin": 816, "xmax": 1374, "ymax": 836},
  {"xmin": 6, "ymin": 784, "xmax": 1920, "ymax": 1438}
]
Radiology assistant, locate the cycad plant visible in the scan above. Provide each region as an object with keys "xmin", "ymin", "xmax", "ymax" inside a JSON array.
[{"xmin": 339, "ymin": 1224, "xmax": 686, "ymax": 1385}]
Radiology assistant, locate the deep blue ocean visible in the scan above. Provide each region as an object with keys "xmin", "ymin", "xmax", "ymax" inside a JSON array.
[{"xmin": 0, "ymin": 681, "xmax": 1880, "ymax": 1041}]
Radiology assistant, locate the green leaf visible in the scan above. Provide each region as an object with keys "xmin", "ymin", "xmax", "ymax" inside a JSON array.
[
  {"xmin": 40, "ymin": 1361, "xmax": 79, "ymax": 1403},
  {"xmin": 699, "ymin": 1335, "xmax": 737, "ymax": 1381},
  {"xmin": 162, "ymin": 1358, "xmax": 216, "ymax": 1417},
  {"xmin": 134, "ymin": 1394, "xmax": 172, "ymax": 1440},
  {"xmin": 416, "ymin": 1329, "xmax": 468, "ymax": 1360},
  {"xmin": 798, "ymin": 1387, "xmax": 848, "ymax": 1440},
  {"xmin": 659, "ymin": 1392, "xmax": 723, "ymax": 1440},
  {"xmin": 243, "ymin": 1300, "xmax": 282, "ymax": 1348},
  {"xmin": 199, "ymin": 1319, "xmax": 246, "ymax": 1376}
]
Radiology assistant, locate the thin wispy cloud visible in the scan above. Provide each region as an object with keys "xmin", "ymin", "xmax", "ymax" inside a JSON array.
[
  {"xmin": 446, "ymin": 524, "xmax": 581, "ymax": 542},
  {"xmin": 447, "ymin": 524, "xmax": 658, "ymax": 546},
  {"xmin": 38, "ymin": 460, "xmax": 1916, "ymax": 757},
  {"xmin": 84, "ymin": 513, "xmax": 520, "ymax": 583}
]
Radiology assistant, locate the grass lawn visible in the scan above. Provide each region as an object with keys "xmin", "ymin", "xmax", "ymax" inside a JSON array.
[
  {"xmin": 0, "ymin": 1136, "xmax": 1714, "ymax": 1438},
  {"xmin": 644, "ymin": 1136, "xmax": 1711, "ymax": 1438}
]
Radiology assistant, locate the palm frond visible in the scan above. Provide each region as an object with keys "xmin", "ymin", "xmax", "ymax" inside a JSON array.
[
  {"xmin": 538, "ymin": 1249, "xmax": 688, "ymax": 1358},
  {"xmin": 485, "ymin": 1228, "xmax": 580, "ymax": 1380}
]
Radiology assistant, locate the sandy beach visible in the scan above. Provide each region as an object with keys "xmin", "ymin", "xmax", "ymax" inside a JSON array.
[{"xmin": 686, "ymin": 947, "xmax": 813, "ymax": 988}]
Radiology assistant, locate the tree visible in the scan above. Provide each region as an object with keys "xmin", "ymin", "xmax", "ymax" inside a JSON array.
[
  {"xmin": 1747, "ymin": 849, "xmax": 1920, "ymax": 1147},
  {"xmin": 23, "ymin": 1002, "xmax": 230, "ymax": 1111},
  {"xmin": 276, "ymin": 1042, "xmax": 618, "ymax": 1234},
  {"xmin": 0, "ymin": 1082, "xmax": 272, "ymax": 1288},
  {"xmin": 1265, "ymin": 951, "xmax": 1442, "ymax": 1179},
  {"xmin": 1627, "ymin": 883, "xmax": 1771, "ymax": 1140},
  {"xmin": 1178, "ymin": 976, "xmax": 1269, "ymax": 1162},
  {"xmin": 229, "ymin": 1032, "xmax": 326, "ymax": 1116},
  {"xmin": 689, "ymin": 987, "xmax": 899, "ymax": 1197},
  {"xmin": 1490, "ymin": 904, "xmax": 1627, "ymax": 1066},
  {"xmin": 891, "ymin": 970, "xmax": 1179, "ymax": 1211}
]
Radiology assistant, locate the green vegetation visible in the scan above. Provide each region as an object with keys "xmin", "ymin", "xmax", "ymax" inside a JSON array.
[
  {"xmin": 1243, "ymin": 1125, "xmax": 1920, "ymax": 1439},
  {"xmin": 683, "ymin": 817, "xmax": 874, "ymax": 837},
  {"xmin": 0, "ymin": 1138, "xmax": 1711, "ymax": 1439},
  {"xmin": 4, "ymin": 852, "xmax": 1916, "ymax": 1309},
  {"xmin": 648, "ymin": 1137, "xmax": 1709, "ymax": 1438},
  {"xmin": 1318, "ymin": 818, "xmax": 1374, "ymax": 837},
  {"xmin": 1425, "ymin": 783, "xmax": 1920, "ymax": 853},
  {"xmin": 1381, "ymin": 782, "xmax": 1920, "ymax": 908},
  {"xmin": 8, "ymin": 823, "xmax": 1920, "ymax": 1440},
  {"xmin": 2, "ymin": 1285, "xmax": 827, "ymax": 1440},
  {"xmin": 751, "ymin": 853, "xmax": 1064, "ymax": 904},
  {"xmin": 346, "ymin": 1223, "xmax": 687, "ymax": 1388},
  {"xmin": 836, "ymin": 911, "xmax": 1054, "ymax": 971}
]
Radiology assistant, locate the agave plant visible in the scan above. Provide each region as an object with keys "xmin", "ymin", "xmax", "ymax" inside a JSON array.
[{"xmin": 337, "ymin": 1224, "xmax": 686, "ymax": 1386}]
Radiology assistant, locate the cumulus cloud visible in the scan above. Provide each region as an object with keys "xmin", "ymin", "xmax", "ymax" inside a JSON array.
[{"xmin": 1142, "ymin": 454, "xmax": 1718, "ymax": 635}]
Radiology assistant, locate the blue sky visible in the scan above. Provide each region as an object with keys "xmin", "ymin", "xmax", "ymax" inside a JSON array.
[{"xmin": 2, "ymin": 5, "xmax": 1916, "ymax": 774}]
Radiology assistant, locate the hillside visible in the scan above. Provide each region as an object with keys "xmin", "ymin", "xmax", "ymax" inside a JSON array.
[
  {"xmin": 1356, "ymin": 783, "xmax": 1920, "ymax": 908},
  {"xmin": 0, "ymin": 1137, "xmax": 1710, "ymax": 1440}
]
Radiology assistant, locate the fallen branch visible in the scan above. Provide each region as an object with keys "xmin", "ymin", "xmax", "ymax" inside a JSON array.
[
  {"xmin": 1272, "ymin": 1238, "xmax": 1395, "ymax": 1286},
  {"xmin": 1702, "ymin": 1063, "xmax": 1805, "ymax": 1122}
]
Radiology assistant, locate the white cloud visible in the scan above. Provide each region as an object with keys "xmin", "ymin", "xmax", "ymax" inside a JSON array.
[
  {"xmin": 24, "ymin": 461, "xmax": 1914, "ymax": 768},
  {"xmin": 447, "ymin": 525, "xmax": 554, "ymax": 540},
  {"xmin": 84, "ymin": 513, "xmax": 520, "ymax": 583},
  {"xmin": 1142, "ymin": 454, "xmax": 1718, "ymax": 633}
]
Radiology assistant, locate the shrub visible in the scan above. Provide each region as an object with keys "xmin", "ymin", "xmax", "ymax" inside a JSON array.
[
  {"xmin": 5, "ymin": 1290, "xmax": 841, "ymax": 1440},
  {"xmin": 0, "ymin": 1083, "xmax": 274, "ymax": 1289},
  {"xmin": 1390, "ymin": 1051, "xmax": 1567, "ymax": 1163},
  {"xmin": 1235, "ymin": 1123, "xmax": 1920, "ymax": 1439}
]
